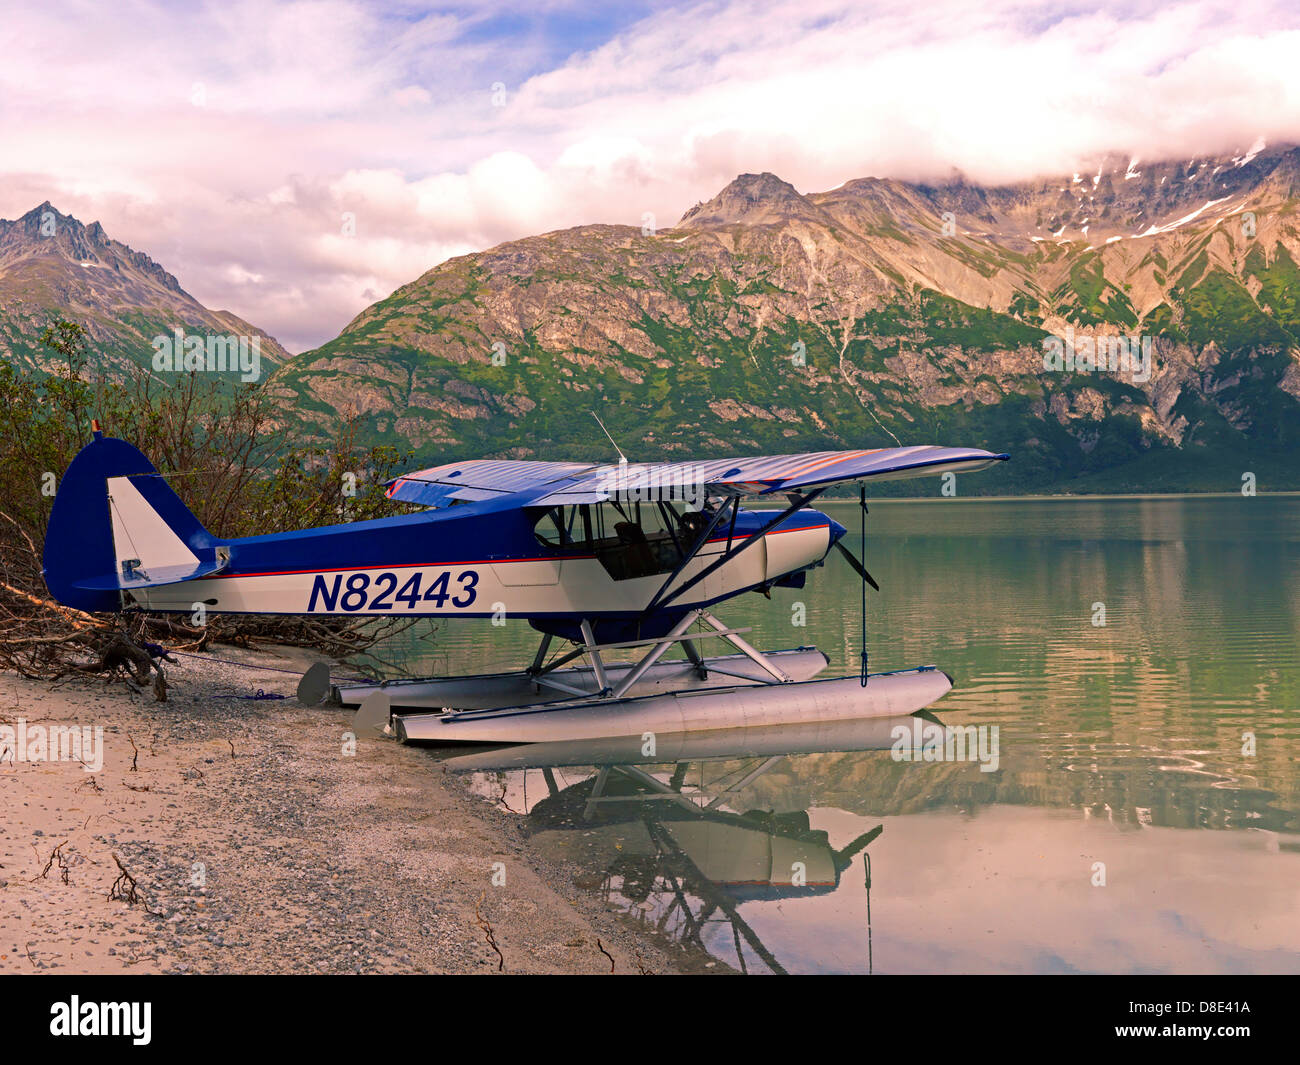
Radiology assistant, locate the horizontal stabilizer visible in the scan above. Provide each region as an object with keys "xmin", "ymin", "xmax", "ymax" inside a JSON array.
[{"xmin": 73, "ymin": 558, "xmax": 227, "ymax": 592}]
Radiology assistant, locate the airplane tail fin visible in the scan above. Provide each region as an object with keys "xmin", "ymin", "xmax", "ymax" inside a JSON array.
[{"xmin": 43, "ymin": 428, "xmax": 224, "ymax": 612}]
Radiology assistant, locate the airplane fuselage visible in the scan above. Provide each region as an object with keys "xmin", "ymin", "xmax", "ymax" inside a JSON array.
[{"xmin": 122, "ymin": 495, "xmax": 845, "ymax": 622}]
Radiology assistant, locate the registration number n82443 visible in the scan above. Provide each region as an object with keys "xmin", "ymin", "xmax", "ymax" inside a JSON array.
[{"xmin": 306, "ymin": 569, "xmax": 479, "ymax": 612}]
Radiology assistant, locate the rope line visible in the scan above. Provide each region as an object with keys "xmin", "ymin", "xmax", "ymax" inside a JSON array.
[
  {"xmin": 212, "ymin": 689, "xmax": 287, "ymax": 701},
  {"xmin": 864, "ymin": 850, "xmax": 873, "ymax": 974},
  {"xmin": 162, "ymin": 648, "xmax": 370, "ymax": 684},
  {"xmin": 859, "ymin": 485, "xmax": 869, "ymax": 687}
]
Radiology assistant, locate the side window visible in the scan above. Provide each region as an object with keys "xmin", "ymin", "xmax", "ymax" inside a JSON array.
[
  {"xmin": 534, "ymin": 502, "xmax": 702, "ymax": 579},
  {"xmin": 590, "ymin": 500, "xmax": 690, "ymax": 580},
  {"xmin": 533, "ymin": 506, "xmax": 594, "ymax": 551},
  {"xmin": 533, "ymin": 508, "xmax": 566, "ymax": 547}
]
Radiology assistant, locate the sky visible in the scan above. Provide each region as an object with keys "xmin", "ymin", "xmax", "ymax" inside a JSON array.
[{"xmin": 3, "ymin": 0, "xmax": 1300, "ymax": 352}]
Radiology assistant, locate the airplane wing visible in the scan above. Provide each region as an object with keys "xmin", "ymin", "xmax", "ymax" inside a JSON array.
[
  {"xmin": 531, "ymin": 446, "xmax": 1008, "ymax": 504},
  {"xmin": 384, "ymin": 459, "xmax": 598, "ymax": 508},
  {"xmin": 387, "ymin": 446, "xmax": 1007, "ymax": 508}
]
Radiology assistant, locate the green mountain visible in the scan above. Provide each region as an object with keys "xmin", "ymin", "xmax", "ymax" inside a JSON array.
[
  {"xmin": 263, "ymin": 148, "xmax": 1300, "ymax": 490},
  {"xmin": 0, "ymin": 203, "xmax": 288, "ymax": 383}
]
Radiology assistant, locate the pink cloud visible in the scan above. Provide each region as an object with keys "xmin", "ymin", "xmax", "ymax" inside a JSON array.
[{"xmin": 3, "ymin": 0, "xmax": 1299, "ymax": 351}]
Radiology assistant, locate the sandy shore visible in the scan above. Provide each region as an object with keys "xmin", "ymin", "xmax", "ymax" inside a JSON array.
[{"xmin": 0, "ymin": 647, "xmax": 676, "ymax": 975}]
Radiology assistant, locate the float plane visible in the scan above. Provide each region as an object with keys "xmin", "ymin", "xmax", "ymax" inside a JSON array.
[{"xmin": 43, "ymin": 424, "xmax": 1007, "ymax": 743}]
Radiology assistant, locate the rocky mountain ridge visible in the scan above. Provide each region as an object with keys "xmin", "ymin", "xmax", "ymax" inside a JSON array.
[
  {"xmin": 269, "ymin": 141, "xmax": 1300, "ymax": 492},
  {"xmin": 0, "ymin": 203, "xmax": 287, "ymax": 381}
]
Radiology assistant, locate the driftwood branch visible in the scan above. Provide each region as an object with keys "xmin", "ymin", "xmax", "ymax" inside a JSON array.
[
  {"xmin": 33, "ymin": 839, "xmax": 70, "ymax": 884},
  {"xmin": 474, "ymin": 891, "xmax": 505, "ymax": 972},
  {"xmin": 107, "ymin": 852, "xmax": 159, "ymax": 914}
]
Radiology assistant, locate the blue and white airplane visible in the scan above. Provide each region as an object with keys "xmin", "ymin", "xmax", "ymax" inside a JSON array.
[{"xmin": 43, "ymin": 425, "xmax": 1007, "ymax": 742}]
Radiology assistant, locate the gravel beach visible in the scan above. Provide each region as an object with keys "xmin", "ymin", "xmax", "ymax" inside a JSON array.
[{"xmin": 0, "ymin": 647, "xmax": 677, "ymax": 975}]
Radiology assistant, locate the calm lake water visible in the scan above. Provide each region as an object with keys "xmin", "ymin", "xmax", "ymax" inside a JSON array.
[{"xmin": 369, "ymin": 496, "xmax": 1300, "ymax": 974}]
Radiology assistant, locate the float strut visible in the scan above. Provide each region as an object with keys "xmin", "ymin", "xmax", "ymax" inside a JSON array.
[
  {"xmin": 579, "ymin": 620, "xmax": 611, "ymax": 695},
  {"xmin": 609, "ymin": 610, "xmax": 703, "ymax": 699},
  {"xmin": 699, "ymin": 610, "xmax": 792, "ymax": 683}
]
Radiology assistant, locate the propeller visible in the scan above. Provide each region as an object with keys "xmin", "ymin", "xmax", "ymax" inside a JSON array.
[
  {"xmin": 833, "ymin": 823, "xmax": 883, "ymax": 872},
  {"xmin": 833, "ymin": 540, "xmax": 880, "ymax": 591}
]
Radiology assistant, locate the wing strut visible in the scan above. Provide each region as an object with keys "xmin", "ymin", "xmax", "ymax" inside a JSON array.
[
  {"xmin": 641, "ymin": 497, "xmax": 738, "ymax": 616},
  {"xmin": 645, "ymin": 487, "xmax": 829, "ymax": 616}
]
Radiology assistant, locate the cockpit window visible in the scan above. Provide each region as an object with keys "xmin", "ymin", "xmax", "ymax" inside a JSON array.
[{"xmin": 532, "ymin": 501, "xmax": 714, "ymax": 580}]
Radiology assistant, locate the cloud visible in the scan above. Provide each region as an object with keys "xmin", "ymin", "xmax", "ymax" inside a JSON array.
[{"xmin": 2, "ymin": 0, "xmax": 1299, "ymax": 351}]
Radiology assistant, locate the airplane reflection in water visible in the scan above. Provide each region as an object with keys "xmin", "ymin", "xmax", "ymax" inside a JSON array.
[
  {"xmin": 445, "ymin": 714, "xmax": 923, "ymax": 974},
  {"xmin": 444, "ymin": 708, "xmax": 1300, "ymax": 975}
]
